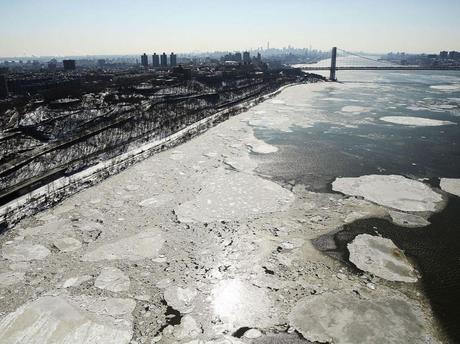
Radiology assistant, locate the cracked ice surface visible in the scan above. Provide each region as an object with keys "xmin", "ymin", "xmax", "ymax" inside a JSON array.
[
  {"xmin": 176, "ymin": 169, "xmax": 294, "ymax": 223},
  {"xmin": 332, "ymin": 174, "xmax": 443, "ymax": 212},
  {"xmin": 289, "ymin": 292, "xmax": 431, "ymax": 344},
  {"xmin": 0, "ymin": 295, "xmax": 136, "ymax": 344},
  {"xmin": 348, "ymin": 234, "xmax": 418, "ymax": 282}
]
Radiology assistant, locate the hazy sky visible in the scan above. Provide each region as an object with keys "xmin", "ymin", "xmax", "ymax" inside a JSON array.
[{"xmin": 1, "ymin": 0, "xmax": 459, "ymax": 57}]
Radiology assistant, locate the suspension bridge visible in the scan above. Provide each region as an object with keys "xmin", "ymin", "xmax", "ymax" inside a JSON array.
[{"xmin": 301, "ymin": 47, "xmax": 460, "ymax": 81}]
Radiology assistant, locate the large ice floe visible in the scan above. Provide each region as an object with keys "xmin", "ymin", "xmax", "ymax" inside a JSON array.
[
  {"xmin": 176, "ymin": 169, "xmax": 294, "ymax": 223},
  {"xmin": 440, "ymin": 178, "xmax": 460, "ymax": 197},
  {"xmin": 380, "ymin": 116, "xmax": 456, "ymax": 127},
  {"xmin": 289, "ymin": 292, "xmax": 431, "ymax": 344},
  {"xmin": 82, "ymin": 231, "xmax": 163, "ymax": 261},
  {"xmin": 348, "ymin": 234, "xmax": 418, "ymax": 282},
  {"xmin": 0, "ymin": 295, "xmax": 136, "ymax": 344},
  {"xmin": 332, "ymin": 175, "xmax": 443, "ymax": 212}
]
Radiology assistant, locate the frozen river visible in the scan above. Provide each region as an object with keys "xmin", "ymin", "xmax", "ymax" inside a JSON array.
[{"xmin": 0, "ymin": 70, "xmax": 459, "ymax": 343}]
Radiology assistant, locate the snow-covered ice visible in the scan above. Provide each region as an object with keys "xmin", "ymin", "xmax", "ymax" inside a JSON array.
[
  {"xmin": 348, "ymin": 234, "xmax": 418, "ymax": 282},
  {"xmin": 380, "ymin": 116, "xmax": 456, "ymax": 127},
  {"xmin": 440, "ymin": 178, "xmax": 460, "ymax": 197},
  {"xmin": 95, "ymin": 267, "xmax": 131, "ymax": 292},
  {"xmin": 332, "ymin": 175, "xmax": 443, "ymax": 212}
]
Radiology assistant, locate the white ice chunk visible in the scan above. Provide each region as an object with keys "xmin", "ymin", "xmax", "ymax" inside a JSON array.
[
  {"xmin": 380, "ymin": 116, "xmax": 455, "ymax": 127},
  {"xmin": 440, "ymin": 178, "xmax": 460, "ymax": 197},
  {"xmin": 332, "ymin": 175, "xmax": 443, "ymax": 212},
  {"xmin": 348, "ymin": 234, "xmax": 418, "ymax": 282}
]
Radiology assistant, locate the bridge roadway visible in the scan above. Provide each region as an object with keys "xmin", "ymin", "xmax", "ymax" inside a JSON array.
[{"xmin": 301, "ymin": 66, "xmax": 460, "ymax": 71}]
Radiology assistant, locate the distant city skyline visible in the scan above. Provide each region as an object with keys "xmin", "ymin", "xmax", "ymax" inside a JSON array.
[{"xmin": 1, "ymin": 0, "xmax": 459, "ymax": 58}]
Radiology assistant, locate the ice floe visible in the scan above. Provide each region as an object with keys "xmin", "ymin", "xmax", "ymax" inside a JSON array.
[
  {"xmin": 430, "ymin": 84, "xmax": 460, "ymax": 91},
  {"xmin": 332, "ymin": 175, "xmax": 443, "ymax": 212},
  {"xmin": 341, "ymin": 105, "xmax": 369, "ymax": 114},
  {"xmin": 211, "ymin": 279, "xmax": 275, "ymax": 330},
  {"xmin": 82, "ymin": 231, "xmax": 164, "ymax": 261},
  {"xmin": 53, "ymin": 237, "xmax": 82, "ymax": 252},
  {"xmin": 2, "ymin": 242, "xmax": 50, "ymax": 261},
  {"xmin": 440, "ymin": 178, "xmax": 460, "ymax": 197},
  {"xmin": 95, "ymin": 267, "xmax": 130, "ymax": 292},
  {"xmin": 163, "ymin": 286, "xmax": 197, "ymax": 314},
  {"xmin": 176, "ymin": 169, "xmax": 293, "ymax": 223},
  {"xmin": 348, "ymin": 234, "xmax": 418, "ymax": 282},
  {"xmin": 380, "ymin": 116, "xmax": 456, "ymax": 127},
  {"xmin": 289, "ymin": 292, "xmax": 431, "ymax": 344},
  {"xmin": 0, "ymin": 271, "xmax": 25, "ymax": 287},
  {"xmin": 388, "ymin": 210, "xmax": 430, "ymax": 228},
  {"xmin": 0, "ymin": 296, "xmax": 136, "ymax": 344}
]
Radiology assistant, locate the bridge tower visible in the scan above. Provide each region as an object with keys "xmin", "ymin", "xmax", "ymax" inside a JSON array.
[{"xmin": 329, "ymin": 47, "xmax": 337, "ymax": 81}]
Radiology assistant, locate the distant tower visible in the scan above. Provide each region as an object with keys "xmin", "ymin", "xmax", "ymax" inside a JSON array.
[
  {"xmin": 0, "ymin": 74, "xmax": 8, "ymax": 99},
  {"xmin": 267, "ymin": 41, "xmax": 269, "ymax": 50},
  {"xmin": 243, "ymin": 51, "xmax": 251, "ymax": 64},
  {"xmin": 152, "ymin": 53, "xmax": 160, "ymax": 67},
  {"xmin": 170, "ymin": 53, "xmax": 177, "ymax": 67},
  {"xmin": 329, "ymin": 47, "xmax": 337, "ymax": 81},
  {"xmin": 161, "ymin": 52, "xmax": 168, "ymax": 67},
  {"xmin": 257, "ymin": 52, "xmax": 261, "ymax": 61},
  {"xmin": 63, "ymin": 59, "xmax": 76, "ymax": 71},
  {"xmin": 141, "ymin": 53, "xmax": 148, "ymax": 68},
  {"xmin": 234, "ymin": 52, "xmax": 242, "ymax": 62}
]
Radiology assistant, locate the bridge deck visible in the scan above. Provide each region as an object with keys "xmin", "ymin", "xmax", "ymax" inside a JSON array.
[{"xmin": 302, "ymin": 66, "xmax": 460, "ymax": 71}]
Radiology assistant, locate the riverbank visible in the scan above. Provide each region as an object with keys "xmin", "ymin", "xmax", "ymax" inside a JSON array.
[
  {"xmin": 0, "ymin": 80, "xmax": 321, "ymax": 230},
  {"xmin": 0, "ymin": 82, "xmax": 446, "ymax": 343}
]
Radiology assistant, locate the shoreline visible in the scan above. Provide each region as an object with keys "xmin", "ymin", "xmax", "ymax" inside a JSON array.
[{"xmin": 0, "ymin": 80, "xmax": 318, "ymax": 230}]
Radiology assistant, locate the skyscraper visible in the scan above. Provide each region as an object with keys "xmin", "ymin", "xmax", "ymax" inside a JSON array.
[
  {"xmin": 152, "ymin": 53, "xmax": 160, "ymax": 67},
  {"xmin": 161, "ymin": 53, "xmax": 168, "ymax": 67},
  {"xmin": 63, "ymin": 59, "xmax": 76, "ymax": 70},
  {"xmin": 170, "ymin": 53, "xmax": 177, "ymax": 67},
  {"xmin": 243, "ymin": 51, "xmax": 251, "ymax": 64},
  {"xmin": 0, "ymin": 74, "xmax": 8, "ymax": 99},
  {"xmin": 141, "ymin": 53, "xmax": 148, "ymax": 68}
]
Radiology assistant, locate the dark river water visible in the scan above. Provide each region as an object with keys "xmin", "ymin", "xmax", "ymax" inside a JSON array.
[{"xmin": 250, "ymin": 69, "xmax": 460, "ymax": 342}]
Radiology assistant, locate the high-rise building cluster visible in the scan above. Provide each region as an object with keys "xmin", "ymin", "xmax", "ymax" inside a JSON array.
[
  {"xmin": 141, "ymin": 52, "xmax": 177, "ymax": 68},
  {"xmin": 221, "ymin": 51, "xmax": 262, "ymax": 64}
]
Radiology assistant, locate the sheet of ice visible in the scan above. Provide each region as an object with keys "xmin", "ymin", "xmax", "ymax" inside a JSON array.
[
  {"xmin": 176, "ymin": 169, "xmax": 294, "ymax": 223},
  {"xmin": 440, "ymin": 178, "xmax": 460, "ymax": 197},
  {"xmin": 53, "ymin": 237, "xmax": 82, "ymax": 252},
  {"xmin": 332, "ymin": 175, "xmax": 443, "ymax": 212},
  {"xmin": 348, "ymin": 234, "xmax": 418, "ymax": 282},
  {"xmin": 430, "ymin": 84, "xmax": 460, "ymax": 91},
  {"xmin": 138, "ymin": 194, "xmax": 173, "ymax": 208},
  {"xmin": 95, "ymin": 267, "xmax": 130, "ymax": 292},
  {"xmin": 0, "ymin": 296, "xmax": 136, "ymax": 344},
  {"xmin": 82, "ymin": 231, "xmax": 164, "ymax": 261},
  {"xmin": 2, "ymin": 242, "xmax": 50, "ymax": 261},
  {"xmin": 0, "ymin": 271, "xmax": 25, "ymax": 287},
  {"xmin": 163, "ymin": 286, "xmax": 197, "ymax": 314},
  {"xmin": 341, "ymin": 105, "xmax": 370, "ymax": 114},
  {"xmin": 388, "ymin": 210, "xmax": 430, "ymax": 228},
  {"xmin": 211, "ymin": 279, "xmax": 275, "ymax": 330},
  {"xmin": 380, "ymin": 116, "xmax": 456, "ymax": 127},
  {"xmin": 289, "ymin": 292, "xmax": 431, "ymax": 344}
]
